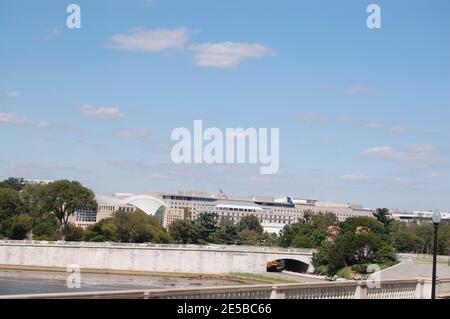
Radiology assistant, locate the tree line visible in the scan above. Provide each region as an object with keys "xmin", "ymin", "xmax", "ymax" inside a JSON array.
[{"xmin": 1, "ymin": 177, "xmax": 450, "ymax": 272}]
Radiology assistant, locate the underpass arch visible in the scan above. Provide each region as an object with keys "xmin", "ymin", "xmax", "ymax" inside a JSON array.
[{"xmin": 266, "ymin": 258, "xmax": 310, "ymax": 273}]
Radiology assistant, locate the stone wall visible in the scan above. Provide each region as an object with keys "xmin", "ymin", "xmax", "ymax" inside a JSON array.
[{"xmin": 0, "ymin": 241, "xmax": 313, "ymax": 274}]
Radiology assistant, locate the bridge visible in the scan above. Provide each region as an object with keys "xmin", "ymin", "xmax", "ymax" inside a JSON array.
[{"xmin": 0, "ymin": 240, "xmax": 314, "ymax": 274}]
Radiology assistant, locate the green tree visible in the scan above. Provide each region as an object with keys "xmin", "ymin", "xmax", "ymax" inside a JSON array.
[
  {"xmin": 213, "ymin": 218, "xmax": 240, "ymax": 245},
  {"xmin": 113, "ymin": 210, "xmax": 169, "ymax": 243},
  {"xmin": 0, "ymin": 177, "xmax": 25, "ymax": 191},
  {"xmin": 83, "ymin": 210, "xmax": 169, "ymax": 243},
  {"xmin": 32, "ymin": 213, "xmax": 59, "ymax": 240},
  {"xmin": 10, "ymin": 214, "xmax": 32, "ymax": 240},
  {"xmin": 0, "ymin": 188, "xmax": 23, "ymax": 238},
  {"xmin": 42, "ymin": 180, "xmax": 97, "ymax": 240},
  {"xmin": 169, "ymin": 219, "xmax": 196, "ymax": 244},
  {"xmin": 373, "ymin": 208, "xmax": 393, "ymax": 233},
  {"xmin": 340, "ymin": 216, "xmax": 385, "ymax": 236},
  {"xmin": 238, "ymin": 215, "xmax": 263, "ymax": 234},
  {"xmin": 20, "ymin": 184, "xmax": 59, "ymax": 240},
  {"xmin": 391, "ymin": 221, "xmax": 424, "ymax": 253},
  {"xmin": 374, "ymin": 245, "xmax": 397, "ymax": 267},
  {"xmin": 193, "ymin": 212, "xmax": 219, "ymax": 244},
  {"xmin": 307, "ymin": 211, "xmax": 339, "ymax": 230},
  {"xmin": 239, "ymin": 229, "xmax": 259, "ymax": 245},
  {"xmin": 84, "ymin": 218, "xmax": 116, "ymax": 242},
  {"xmin": 65, "ymin": 224, "xmax": 85, "ymax": 241}
]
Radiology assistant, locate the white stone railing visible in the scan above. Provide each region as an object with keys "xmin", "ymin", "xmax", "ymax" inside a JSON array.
[{"xmin": 2, "ymin": 277, "xmax": 449, "ymax": 299}]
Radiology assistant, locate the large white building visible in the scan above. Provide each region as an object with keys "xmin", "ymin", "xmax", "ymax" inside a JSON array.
[
  {"xmin": 154, "ymin": 191, "xmax": 374, "ymax": 233},
  {"xmin": 72, "ymin": 190, "xmax": 374, "ymax": 233},
  {"xmin": 391, "ymin": 210, "xmax": 450, "ymax": 224}
]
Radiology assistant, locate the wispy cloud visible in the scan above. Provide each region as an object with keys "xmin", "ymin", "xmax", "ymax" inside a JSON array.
[
  {"xmin": 362, "ymin": 144, "xmax": 438, "ymax": 166},
  {"xmin": 113, "ymin": 128, "xmax": 150, "ymax": 139},
  {"xmin": 189, "ymin": 42, "xmax": 273, "ymax": 68},
  {"xmin": 346, "ymin": 84, "xmax": 379, "ymax": 96},
  {"xmin": 107, "ymin": 28, "xmax": 190, "ymax": 52},
  {"xmin": 35, "ymin": 121, "xmax": 51, "ymax": 129},
  {"xmin": 3, "ymin": 90, "xmax": 21, "ymax": 98},
  {"xmin": 79, "ymin": 104, "xmax": 124, "ymax": 119},
  {"xmin": 0, "ymin": 112, "xmax": 27, "ymax": 125},
  {"xmin": 364, "ymin": 122, "xmax": 409, "ymax": 133},
  {"xmin": 340, "ymin": 174, "xmax": 373, "ymax": 182},
  {"xmin": 0, "ymin": 112, "xmax": 50, "ymax": 129},
  {"xmin": 43, "ymin": 27, "xmax": 61, "ymax": 40},
  {"xmin": 295, "ymin": 112, "xmax": 327, "ymax": 124}
]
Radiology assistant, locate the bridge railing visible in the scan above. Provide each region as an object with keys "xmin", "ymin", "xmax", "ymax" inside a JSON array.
[{"xmin": 2, "ymin": 277, "xmax": 449, "ymax": 299}]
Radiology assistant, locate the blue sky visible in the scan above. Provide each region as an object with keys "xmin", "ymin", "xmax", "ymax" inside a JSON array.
[{"xmin": 1, "ymin": 0, "xmax": 449, "ymax": 211}]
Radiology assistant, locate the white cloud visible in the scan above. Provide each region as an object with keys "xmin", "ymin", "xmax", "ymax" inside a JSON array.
[
  {"xmin": 362, "ymin": 144, "xmax": 438, "ymax": 166},
  {"xmin": 430, "ymin": 172, "xmax": 440, "ymax": 178},
  {"xmin": 189, "ymin": 42, "xmax": 273, "ymax": 68},
  {"xmin": 295, "ymin": 112, "xmax": 327, "ymax": 124},
  {"xmin": 336, "ymin": 115, "xmax": 353, "ymax": 122},
  {"xmin": 0, "ymin": 112, "xmax": 27, "ymax": 125},
  {"xmin": 340, "ymin": 174, "xmax": 373, "ymax": 182},
  {"xmin": 393, "ymin": 177, "xmax": 409, "ymax": 184},
  {"xmin": 364, "ymin": 122, "xmax": 385, "ymax": 129},
  {"xmin": 346, "ymin": 84, "xmax": 379, "ymax": 96},
  {"xmin": 79, "ymin": 104, "xmax": 124, "ymax": 119},
  {"xmin": 0, "ymin": 112, "xmax": 52, "ymax": 129},
  {"xmin": 36, "ymin": 121, "xmax": 51, "ymax": 129},
  {"xmin": 44, "ymin": 27, "xmax": 61, "ymax": 40},
  {"xmin": 113, "ymin": 129, "xmax": 150, "ymax": 139},
  {"xmin": 4, "ymin": 90, "xmax": 21, "ymax": 98},
  {"xmin": 364, "ymin": 122, "xmax": 408, "ymax": 133},
  {"xmin": 107, "ymin": 28, "xmax": 190, "ymax": 52}
]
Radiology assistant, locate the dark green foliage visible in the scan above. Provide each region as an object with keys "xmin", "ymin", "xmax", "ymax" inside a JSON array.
[
  {"xmin": 373, "ymin": 208, "xmax": 394, "ymax": 232},
  {"xmin": 169, "ymin": 219, "xmax": 196, "ymax": 244},
  {"xmin": 0, "ymin": 188, "xmax": 23, "ymax": 238},
  {"xmin": 42, "ymin": 180, "xmax": 97, "ymax": 239},
  {"xmin": 193, "ymin": 212, "xmax": 219, "ymax": 244},
  {"xmin": 65, "ymin": 224, "xmax": 85, "ymax": 242},
  {"xmin": 313, "ymin": 212, "xmax": 399, "ymax": 275},
  {"xmin": 238, "ymin": 215, "xmax": 264, "ymax": 234},
  {"xmin": 278, "ymin": 212, "xmax": 338, "ymax": 248},
  {"xmin": 10, "ymin": 214, "xmax": 32, "ymax": 240},
  {"xmin": 0, "ymin": 178, "xmax": 25, "ymax": 191},
  {"xmin": 84, "ymin": 210, "xmax": 170, "ymax": 243}
]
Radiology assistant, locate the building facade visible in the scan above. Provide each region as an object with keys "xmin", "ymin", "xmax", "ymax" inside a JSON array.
[
  {"xmin": 148, "ymin": 191, "xmax": 374, "ymax": 233},
  {"xmin": 71, "ymin": 191, "xmax": 375, "ymax": 233}
]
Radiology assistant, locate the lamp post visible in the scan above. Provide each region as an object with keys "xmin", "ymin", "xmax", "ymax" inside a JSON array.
[{"xmin": 431, "ymin": 211, "xmax": 441, "ymax": 299}]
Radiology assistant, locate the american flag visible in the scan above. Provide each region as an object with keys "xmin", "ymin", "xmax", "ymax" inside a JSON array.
[{"xmin": 219, "ymin": 189, "xmax": 228, "ymax": 199}]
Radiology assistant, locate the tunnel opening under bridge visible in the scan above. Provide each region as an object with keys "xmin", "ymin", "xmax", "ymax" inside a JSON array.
[{"xmin": 266, "ymin": 259, "xmax": 309, "ymax": 273}]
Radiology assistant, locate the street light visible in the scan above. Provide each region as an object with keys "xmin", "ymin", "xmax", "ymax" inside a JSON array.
[{"xmin": 431, "ymin": 211, "xmax": 441, "ymax": 299}]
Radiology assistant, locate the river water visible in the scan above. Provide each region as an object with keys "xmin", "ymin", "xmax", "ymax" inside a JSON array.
[{"xmin": 0, "ymin": 269, "xmax": 242, "ymax": 296}]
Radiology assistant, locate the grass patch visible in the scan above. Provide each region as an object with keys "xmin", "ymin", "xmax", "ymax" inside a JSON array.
[
  {"xmin": 229, "ymin": 272, "xmax": 297, "ymax": 284},
  {"xmin": 413, "ymin": 258, "xmax": 450, "ymax": 265}
]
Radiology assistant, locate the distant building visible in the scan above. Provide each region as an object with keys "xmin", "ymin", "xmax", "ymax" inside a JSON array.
[
  {"xmin": 71, "ymin": 194, "xmax": 166, "ymax": 229},
  {"xmin": 23, "ymin": 179, "xmax": 53, "ymax": 185},
  {"xmin": 146, "ymin": 191, "xmax": 374, "ymax": 233},
  {"xmin": 391, "ymin": 210, "xmax": 450, "ymax": 224}
]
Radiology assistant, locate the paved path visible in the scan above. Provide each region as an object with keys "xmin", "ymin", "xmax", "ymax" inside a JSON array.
[{"xmin": 379, "ymin": 258, "xmax": 450, "ymax": 280}]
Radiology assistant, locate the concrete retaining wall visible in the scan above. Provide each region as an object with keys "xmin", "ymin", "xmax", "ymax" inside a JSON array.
[{"xmin": 0, "ymin": 241, "xmax": 313, "ymax": 274}]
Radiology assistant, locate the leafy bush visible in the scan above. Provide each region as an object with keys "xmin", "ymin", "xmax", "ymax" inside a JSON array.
[
  {"xmin": 336, "ymin": 267, "xmax": 353, "ymax": 279},
  {"xmin": 315, "ymin": 265, "xmax": 330, "ymax": 276},
  {"xmin": 351, "ymin": 264, "xmax": 368, "ymax": 274},
  {"xmin": 374, "ymin": 245, "xmax": 397, "ymax": 267}
]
